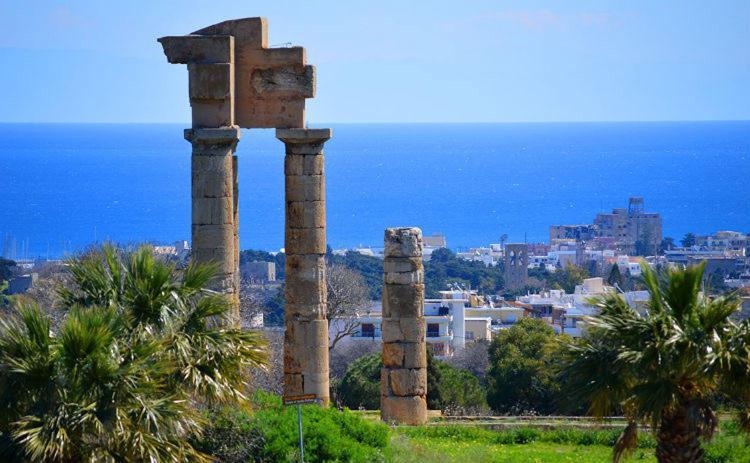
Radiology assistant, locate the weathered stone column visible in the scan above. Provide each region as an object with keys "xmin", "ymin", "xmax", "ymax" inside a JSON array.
[
  {"xmin": 184, "ymin": 127, "xmax": 241, "ymax": 321},
  {"xmin": 381, "ymin": 227, "xmax": 427, "ymax": 425},
  {"xmin": 277, "ymin": 128, "xmax": 332, "ymax": 405}
]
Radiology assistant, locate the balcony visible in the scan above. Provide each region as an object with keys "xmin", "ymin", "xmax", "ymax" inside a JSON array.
[{"xmin": 352, "ymin": 329, "xmax": 381, "ymax": 339}]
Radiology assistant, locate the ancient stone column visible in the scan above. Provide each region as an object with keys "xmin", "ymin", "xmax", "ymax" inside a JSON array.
[
  {"xmin": 184, "ymin": 127, "xmax": 241, "ymax": 322},
  {"xmin": 381, "ymin": 227, "xmax": 428, "ymax": 425},
  {"xmin": 277, "ymin": 128, "xmax": 332, "ymax": 405}
]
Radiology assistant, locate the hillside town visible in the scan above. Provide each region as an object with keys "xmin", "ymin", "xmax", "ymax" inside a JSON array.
[{"xmin": 4, "ymin": 197, "xmax": 749, "ymax": 360}]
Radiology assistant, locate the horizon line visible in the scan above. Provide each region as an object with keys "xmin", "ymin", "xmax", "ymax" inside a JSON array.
[{"xmin": 1, "ymin": 119, "xmax": 749, "ymax": 125}]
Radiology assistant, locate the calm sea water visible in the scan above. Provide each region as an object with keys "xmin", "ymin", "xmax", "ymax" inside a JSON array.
[{"xmin": 1, "ymin": 122, "xmax": 748, "ymax": 258}]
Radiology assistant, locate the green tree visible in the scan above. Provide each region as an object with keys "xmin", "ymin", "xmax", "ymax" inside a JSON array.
[
  {"xmin": 660, "ymin": 237, "xmax": 675, "ymax": 254},
  {"xmin": 681, "ymin": 232, "xmax": 697, "ymax": 248},
  {"xmin": 486, "ymin": 318, "xmax": 567, "ymax": 414},
  {"xmin": 337, "ymin": 351, "xmax": 486, "ymax": 412},
  {"xmin": 549, "ymin": 264, "xmax": 589, "ymax": 293},
  {"xmin": 336, "ymin": 353, "xmax": 381, "ymax": 410},
  {"xmin": 0, "ymin": 258, "xmax": 15, "ymax": 283},
  {"xmin": 0, "ymin": 245, "xmax": 267, "ymax": 462},
  {"xmin": 560, "ymin": 262, "xmax": 750, "ymax": 463},
  {"xmin": 607, "ymin": 264, "xmax": 623, "ymax": 288}
]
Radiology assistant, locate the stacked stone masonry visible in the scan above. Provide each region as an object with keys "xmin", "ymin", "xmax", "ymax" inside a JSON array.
[
  {"xmin": 160, "ymin": 17, "xmax": 328, "ymax": 402},
  {"xmin": 184, "ymin": 126, "xmax": 241, "ymax": 322},
  {"xmin": 278, "ymin": 128, "xmax": 333, "ymax": 405},
  {"xmin": 381, "ymin": 227, "xmax": 428, "ymax": 425}
]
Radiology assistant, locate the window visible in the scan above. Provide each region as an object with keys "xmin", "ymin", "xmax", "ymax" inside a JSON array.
[
  {"xmin": 361, "ymin": 323, "xmax": 375, "ymax": 338},
  {"xmin": 465, "ymin": 331, "xmax": 475, "ymax": 340},
  {"xmin": 427, "ymin": 323, "xmax": 440, "ymax": 337}
]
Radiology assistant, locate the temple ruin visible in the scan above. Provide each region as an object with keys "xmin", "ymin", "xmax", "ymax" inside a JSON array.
[
  {"xmin": 381, "ymin": 228, "xmax": 428, "ymax": 425},
  {"xmin": 159, "ymin": 17, "xmax": 331, "ymax": 404}
]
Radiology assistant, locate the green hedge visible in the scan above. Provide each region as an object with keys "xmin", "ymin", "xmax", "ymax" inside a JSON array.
[{"xmin": 195, "ymin": 392, "xmax": 390, "ymax": 463}]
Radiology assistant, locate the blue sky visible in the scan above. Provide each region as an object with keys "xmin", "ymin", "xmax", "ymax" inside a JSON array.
[{"xmin": 0, "ymin": 0, "xmax": 748, "ymax": 123}]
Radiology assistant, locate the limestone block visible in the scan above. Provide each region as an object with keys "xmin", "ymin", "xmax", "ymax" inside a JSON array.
[
  {"xmin": 388, "ymin": 368, "xmax": 426, "ymax": 397},
  {"xmin": 302, "ymin": 372, "xmax": 329, "ymax": 403},
  {"xmin": 384, "ymin": 227, "xmax": 423, "ymax": 258},
  {"xmin": 185, "ymin": 126, "xmax": 241, "ymax": 144},
  {"xmin": 382, "ymin": 318, "xmax": 425, "ymax": 343},
  {"xmin": 381, "ymin": 319, "xmax": 401, "ymax": 344},
  {"xmin": 285, "ymin": 278, "xmax": 326, "ymax": 307},
  {"xmin": 383, "ymin": 257, "xmax": 423, "ymax": 274},
  {"xmin": 285, "ymin": 154, "xmax": 324, "ymax": 176},
  {"xmin": 285, "ymin": 254, "xmax": 325, "ymax": 281},
  {"xmin": 285, "ymin": 143, "xmax": 326, "ymax": 156},
  {"xmin": 382, "ymin": 284, "xmax": 424, "ymax": 318},
  {"xmin": 277, "ymin": 128, "xmax": 332, "ymax": 144},
  {"xmin": 402, "ymin": 342, "xmax": 427, "ymax": 369},
  {"xmin": 192, "ymin": 159, "xmax": 233, "ymax": 198},
  {"xmin": 192, "ymin": 196, "xmax": 233, "ymax": 225},
  {"xmin": 384, "ymin": 271, "xmax": 423, "ymax": 285},
  {"xmin": 285, "ymin": 227, "xmax": 326, "ymax": 255},
  {"xmin": 380, "ymin": 368, "xmax": 390, "ymax": 396},
  {"xmin": 189, "ymin": 63, "xmax": 232, "ymax": 100},
  {"xmin": 284, "ymin": 303, "xmax": 326, "ymax": 321},
  {"xmin": 192, "ymin": 223, "xmax": 234, "ymax": 248},
  {"xmin": 285, "ymin": 174, "xmax": 324, "ymax": 202},
  {"xmin": 192, "ymin": 247, "xmax": 235, "ymax": 274},
  {"xmin": 286, "ymin": 201, "xmax": 325, "ymax": 229},
  {"xmin": 382, "ymin": 343, "xmax": 404, "ymax": 368},
  {"xmin": 284, "ymin": 373, "xmax": 304, "ymax": 396},
  {"xmin": 251, "ymin": 65, "xmax": 314, "ymax": 98},
  {"xmin": 244, "ymin": 46, "xmax": 303, "ymax": 67},
  {"xmin": 158, "ymin": 35, "xmax": 233, "ymax": 64},
  {"xmin": 381, "ymin": 395, "xmax": 427, "ymax": 425},
  {"xmin": 190, "ymin": 99, "xmax": 233, "ymax": 128}
]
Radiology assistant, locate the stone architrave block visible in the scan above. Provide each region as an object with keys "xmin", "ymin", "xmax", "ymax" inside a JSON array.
[
  {"xmin": 189, "ymin": 63, "xmax": 232, "ymax": 100},
  {"xmin": 190, "ymin": 100, "xmax": 234, "ymax": 128},
  {"xmin": 381, "ymin": 396, "xmax": 428, "ymax": 425},
  {"xmin": 388, "ymin": 368, "xmax": 427, "ymax": 397},
  {"xmin": 159, "ymin": 35, "xmax": 233, "ymax": 64},
  {"xmin": 286, "ymin": 201, "xmax": 325, "ymax": 229}
]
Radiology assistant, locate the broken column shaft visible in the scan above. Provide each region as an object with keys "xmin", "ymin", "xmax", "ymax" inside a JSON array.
[
  {"xmin": 381, "ymin": 227, "xmax": 427, "ymax": 425},
  {"xmin": 277, "ymin": 128, "xmax": 332, "ymax": 405}
]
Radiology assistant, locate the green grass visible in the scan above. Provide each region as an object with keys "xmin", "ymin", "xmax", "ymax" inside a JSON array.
[{"xmin": 387, "ymin": 422, "xmax": 750, "ymax": 463}]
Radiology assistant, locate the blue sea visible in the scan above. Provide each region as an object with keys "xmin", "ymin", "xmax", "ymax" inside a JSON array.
[{"xmin": 1, "ymin": 122, "xmax": 748, "ymax": 258}]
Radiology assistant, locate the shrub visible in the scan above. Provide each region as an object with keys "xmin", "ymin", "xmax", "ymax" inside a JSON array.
[
  {"xmin": 337, "ymin": 353, "xmax": 487, "ymax": 413},
  {"xmin": 196, "ymin": 392, "xmax": 390, "ymax": 463}
]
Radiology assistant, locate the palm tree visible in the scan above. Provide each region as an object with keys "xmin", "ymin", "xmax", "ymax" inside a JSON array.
[
  {"xmin": 561, "ymin": 262, "xmax": 750, "ymax": 463},
  {"xmin": 0, "ymin": 245, "xmax": 267, "ymax": 462}
]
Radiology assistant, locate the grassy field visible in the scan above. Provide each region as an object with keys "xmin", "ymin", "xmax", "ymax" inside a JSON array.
[{"xmin": 383, "ymin": 421, "xmax": 750, "ymax": 463}]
